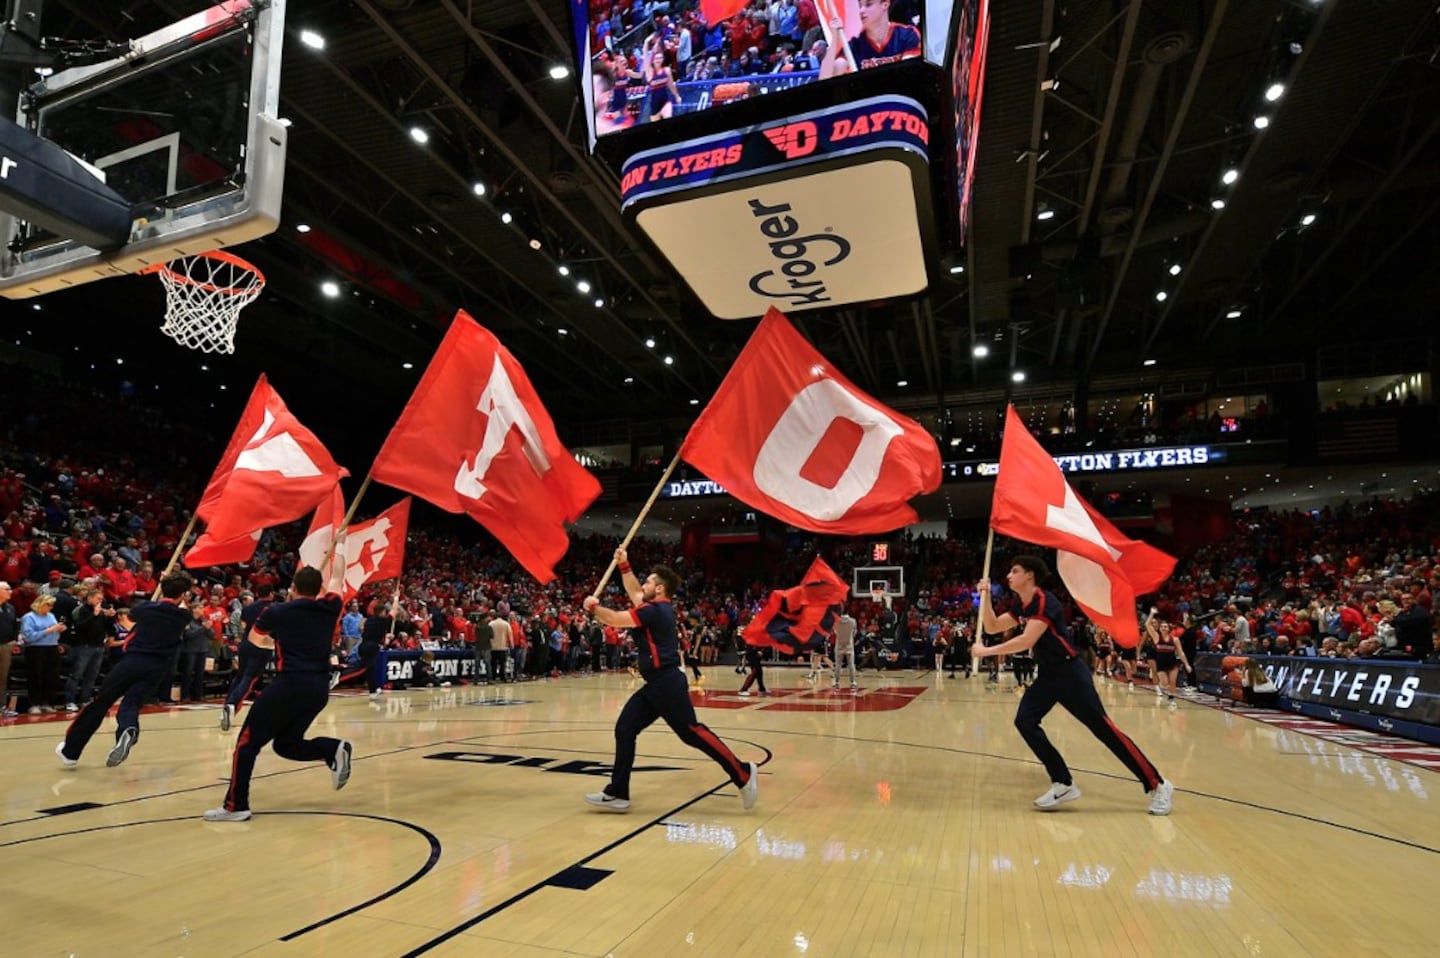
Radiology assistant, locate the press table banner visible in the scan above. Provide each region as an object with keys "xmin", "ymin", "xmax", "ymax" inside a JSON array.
[{"xmin": 1195, "ymin": 652, "xmax": 1440, "ymax": 738}]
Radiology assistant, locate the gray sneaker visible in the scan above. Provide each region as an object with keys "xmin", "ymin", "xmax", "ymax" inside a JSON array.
[
  {"xmin": 584, "ymin": 790, "xmax": 631, "ymax": 813},
  {"xmin": 106, "ymin": 728, "xmax": 137, "ymax": 767},
  {"xmin": 1033, "ymin": 782, "xmax": 1081, "ymax": 810},
  {"xmin": 203, "ymin": 807, "xmax": 252, "ymax": 822},
  {"xmin": 219, "ymin": 704, "xmax": 234, "ymax": 731},
  {"xmin": 1147, "ymin": 780, "xmax": 1174, "ymax": 816},
  {"xmin": 332, "ymin": 740, "xmax": 353, "ymax": 791}
]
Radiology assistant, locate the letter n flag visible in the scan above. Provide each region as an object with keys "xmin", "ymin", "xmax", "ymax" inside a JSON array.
[
  {"xmin": 370, "ymin": 311, "xmax": 600, "ymax": 584},
  {"xmin": 680, "ymin": 308, "xmax": 941, "ymax": 534}
]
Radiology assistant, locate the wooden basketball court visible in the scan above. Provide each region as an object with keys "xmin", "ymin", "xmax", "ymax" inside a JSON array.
[{"xmin": 1, "ymin": 668, "xmax": 1434, "ymax": 957}]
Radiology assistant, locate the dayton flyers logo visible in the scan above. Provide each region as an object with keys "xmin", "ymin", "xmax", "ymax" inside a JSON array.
[{"xmin": 763, "ymin": 120, "xmax": 819, "ymax": 159}]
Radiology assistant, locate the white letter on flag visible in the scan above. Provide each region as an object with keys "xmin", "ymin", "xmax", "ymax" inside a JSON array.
[
  {"xmin": 454, "ymin": 354, "xmax": 551, "ymax": 500},
  {"xmin": 752, "ymin": 379, "xmax": 903, "ymax": 520}
]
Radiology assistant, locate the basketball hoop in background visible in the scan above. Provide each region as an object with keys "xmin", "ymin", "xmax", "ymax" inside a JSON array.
[
  {"xmin": 143, "ymin": 250, "xmax": 265, "ymax": 354},
  {"xmin": 870, "ymin": 586, "xmax": 892, "ymax": 611}
]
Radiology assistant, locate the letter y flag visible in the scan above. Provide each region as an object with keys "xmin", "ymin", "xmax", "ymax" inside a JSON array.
[
  {"xmin": 680, "ymin": 308, "xmax": 941, "ymax": 533},
  {"xmin": 990, "ymin": 405, "xmax": 1176, "ymax": 647},
  {"xmin": 371, "ymin": 311, "xmax": 600, "ymax": 583}
]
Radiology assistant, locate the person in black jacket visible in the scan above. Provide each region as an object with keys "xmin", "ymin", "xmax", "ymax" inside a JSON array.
[
  {"xmin": 57, "ymin": 572, "xmax": 194, "ymax": 768},
  {"xmin": 64, "ymin": 586, "xmax": 113, "ymax": 710},
  {"xmin": 180, "ymin": 605, "xmax": 213, "ymax": 703},
  {"xmin": 0, "ymin": 581, "xmax": 18, "ymax": 717}
]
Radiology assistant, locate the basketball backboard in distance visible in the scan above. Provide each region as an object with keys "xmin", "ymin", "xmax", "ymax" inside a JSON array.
[
  {"xmin": 0, "ymin": 0, "xmax": 287, "ymax": 299},
  {"xmin": 852, "ymin": 565, "xmax": 905, "ymax": 599}
]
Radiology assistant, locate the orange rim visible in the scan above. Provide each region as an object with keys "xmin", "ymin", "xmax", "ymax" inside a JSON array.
[{"xmin": 143, "ymin": 250, "xmax": 265, "ymax": 295}]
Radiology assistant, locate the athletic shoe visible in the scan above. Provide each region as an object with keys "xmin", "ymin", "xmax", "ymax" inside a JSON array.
[
  {"xmin": 203, "ymin": 807, "xmax": 252, "ymax": 822},
  {"xmin": 1147, "ymin": 780, "xmax": 1174, "ymax": 816},
  {"xmin": 64, "ymin": 703, "xmax": 79, "ymax": 712},
  {"xmin": 0, "ymin": 708, "xmax": 17, "ymax": 718},
  {"xmin": 219, "ymin": 704, "xmax": 234, "ymax": 732},
  {"xmin": 368, "ymin": 690, "xmax": 383, "ymax": 700},
  {"xmin": 832, "ymin": 682, "xmax": 840, "ymax": 690},
  {"xmin": 328, "ymin": 671, "xmax": 341, "ymax": 690},
  {"xmin": 39, "ymin": 705, "xmax": 55, "ymax": 713},
  {"xmin": 106, "ymin": 727, "xmax": 137, "ymax": 768},
  {"xmin": 55, "ymin": 742, "xmax": 77, "ymax": 768},
  {"xmin": 737, "ymin": 690, "xmax": 751, "ymax": 697},
  {"xmin": 850, "ymin": 683, "xmax": 860, "ymax": 690},
  {"xmin": 1128, "ymin": 681, "xmax": 1135, "ymax": 691},
  {"xmin": 584, "ymin": 791, "xmax": 631, "ymax": 813},
  {"xmin": 27, "ymin": 707, "xmax": 41, "ymax": 715},
  {"xmin": 1154, "ymin": 686, "xmax": 1163, "ymax": 696},
  {"xmin": 332, "ymin": 740, "xmax": 353, "ymax": 790},
  {"xmin": 740, "ymin": 761, "xmax": 759, "ymax": 810},
  {"xmin": 1033, "ymin": 782, "xmax": 1081, "ymax": 810}
]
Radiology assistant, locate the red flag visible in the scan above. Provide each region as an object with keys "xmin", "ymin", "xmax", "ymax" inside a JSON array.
[
  {"xmin": 183, "ymin": 529, "xmax": 262, "ymax": 568},
  {"xmin": 190, "ymin": 376, "xmax": 347, "ymax": 551},
  {"xmin": 298, "ymin": 485, "xmax": 346, "ymax": 580},
  {"xmin": 699, "ymin": 0, "xmax": 750, "ymax": 25},
  {"xmin": 299, "ymin": 491, "xmax": 410, "ymax": 598},
  {"xmin": 990, "ymin": 405, "xmax": 1176, "ymax": 647},
  {"xmin": 370, "ymin": 311, "xmax": 600, "ymax": 584},
  {"xmin": 681, "ymin": 308, "xmax": 941, "ymax": 534},
  {"xmin": 743, "ymin": 556, "xmax": 850, "ymax": 654}
]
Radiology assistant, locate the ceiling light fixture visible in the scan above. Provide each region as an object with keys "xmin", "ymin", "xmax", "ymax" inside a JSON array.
[
  {"xmin": 1036, "ymin": 207, "xmax": 1055, "ymax": 221},
  {"xmin": 1264, "ymin": 82, "xmax": 1285, "ymax": 102},
  {"xmin": 528, "ymin": 239, "xmax": 541, "ymax": 250},
  {"xmin": 402, "ymin": 362, "xmax": 414, "ymax": 370},
  {"xmin": 320, "ymin": 280, "xmax": 341, "ymax": 298},
  {"xmin": 1168, "ymin": 263, "xmax": 1182, "ymax": 276},
  {"xmin": 300, "ymin": 29, "xmax": 325, "ymax": 50},
  {"xmin": 1222, "ymin": 168, "xmax": 1239, "ymax": 185},
  {"xmin": 1226, "ymin": 308, "xmax": 1243, "ymax": 319},
  {"xmin": 949, "ymin": 264, "xmax": 965, "ymax": 274},
  {"xmin": 896, "ymin": 380, "xmax": 908, "ymax": 387},
  {"xmin": 295, "ymin": 223, "xmax": 311, "ymax": 233},
  {"xmin": 1211, "ymin": 198, "xmax": 1226, "ymax": 211},
  {"xmin": 593, "ymin": 298, "xmax": 605, "ymax": 308},
  {"xmin": 973, "ymin": 344, "xmax": 989, "ymax": 358},
  {"xmin": 644, "ymin": 337, "xmax": 656, "ymax": 348},
  {"xmin": 1143, "ymin": 358, "xmax": 1157, "ymax": 367},
  {"xmin": 409, "ymin": 126, "xmax": 429, "ymax": 145},
  {"xmin": 557, "ymin": 265, "xmax": 570, "ymax": 276},
  {"xmin": 1155, "ymin": 290, "xmax": 1168, "ymax": 302},
  {"xmin": 471, "ymin": 181, "xmax": 486, "ymax": 197},
  {"xmin": 548, "ymin": 64, "xmax": 571, "ymax": 80},
  {"xmin": 1253, "ymin": 115, "xmax": 1271, "ymax": 130},
  {"xmin": 1300, "ymin": 213, "xmax": 1317, "ymax": 226},
  {"xmin": 576, "ymin": 280, "xmax": 591, "ymax": 294},
  {"xmin": 663, "ymin": 355, "xmax": 674, "ymax": 366},
  {"xmin": 1011, "ymin": 370, "xmax": 1026, "ymax": 383},
  {"xmin": 500, "ymin": 211, "xmax": 513, "ymax": 224}
]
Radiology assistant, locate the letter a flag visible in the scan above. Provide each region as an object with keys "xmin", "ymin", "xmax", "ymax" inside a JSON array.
[
  {"xmin": 370, "ymin": 311, "xmax": 600, "ymax": 584},
  {"xmin": 990, "ymin": 405, "xmax": 1176, "ymax": 647},
  {"xmin": 186, "ymin": 375, "xmax": 348, "ymax": 557},
  {"xmin": 680, "ymin": 308, "xmax": 941, "ymax": 534},
  {"xmin": 299, "ymin": 490, "xmax": 411, "ymax": 598},
  {"xmin": 742, "ymin": 556, "xmax": 851, "ymax": 654}
]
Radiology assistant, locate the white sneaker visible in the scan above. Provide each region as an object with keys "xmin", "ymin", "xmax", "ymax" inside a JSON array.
[
  {"xmin": 219, "ymin": 704, "xmax": 234, "ymax": 731},
  {"xmin": 328, "ymin": 671, "xmax": 341, "ymax": 690},
  {"xmin": 740, "ymin": 761, "xmax": 759, "ymax": 810},
  {"xmin": 584, "ymin": 791, "xmax": 631, "ymax": 813},
  {"xmin": 106, "ymin": 728, "xmax": 136, "ymax": 767},
  {"xmin": 203, "ymin": 807, "xmax": 252, "ymax": 822},
  {"xmin": 737, "ymin": 690, "xmax": 751, "ymax": 697},
  {"xmin": 64, "ymin": 703, "xmax": 79, "ymax": 712},
  {"xmin": 332, "ymin": 740, "xmax": 353, "ymax": 791},
  {"xmin": 1154, "ymin": 686, "xmax": 1163, "ymax": 696},
  {"xmin": 1033, "ymin": 782, "xmax": 1081, "ymax": 810},
  {"xmin": 55, "ymin": 742, "xmax": 77, "ymax": 768},
  {"xmin": 1148, "ymin": 780, "xmax": 1174, "ymax": 816}
]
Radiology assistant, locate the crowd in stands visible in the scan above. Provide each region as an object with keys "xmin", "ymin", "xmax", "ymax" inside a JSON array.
[{"xmin": 2, "ymin": 361, "xmax": 1436, "ymax": 720}]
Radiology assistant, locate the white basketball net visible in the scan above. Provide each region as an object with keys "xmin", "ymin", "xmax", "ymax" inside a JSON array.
[
  {"xmin": 151, "ymin": 251, "xmax": 265, "ymax": 354},
  {"xmin": 871, "ymin": 588, "xmax": 892, "ymax": 610}
]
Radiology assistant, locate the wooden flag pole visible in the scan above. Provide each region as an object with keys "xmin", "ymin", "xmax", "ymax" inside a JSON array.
[
  {"xmin": 591, "ymin": 449, "xmax": 684, "ymax": 599},
  {"xmin": 151, "ymin": 510, "xmax": 204, "ymax": 600},
  {"xmin": 973, "ymin": 526, "xmax": 995, "ymax": 647},
  {"xmin": 319, "ymin": 471, "xmax": 374, "ymax": 570},
  {"xmin": 386, "ymin": 578, "xmax": 403, "ymax": 639}
]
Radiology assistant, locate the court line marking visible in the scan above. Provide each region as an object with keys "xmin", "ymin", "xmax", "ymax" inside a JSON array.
[
  {"xmin": 0, "ymin": 811, "xmax": 441, "ymax": 941},
  {"xmin": 397, "ymin": 741, "xmax": 776, "ymax": 957}
]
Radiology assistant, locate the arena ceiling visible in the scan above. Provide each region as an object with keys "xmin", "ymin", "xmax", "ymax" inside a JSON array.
[{"xmin": 16, "ymin": 0, "xmax": 1440, "ymax": 456}]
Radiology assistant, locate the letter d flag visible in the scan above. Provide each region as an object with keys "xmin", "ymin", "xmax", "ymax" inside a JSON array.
[
  {"xmin": 680, "ymin": 307, "xmax": 941, "ymax": 534},
  {"xmin": 371, "ymin": 311, "xmax": 600, "ymax": 583}
]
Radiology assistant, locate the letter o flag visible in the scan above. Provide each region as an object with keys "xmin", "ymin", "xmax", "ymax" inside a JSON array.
[{"xmin": 752, "ymin": 380, "xmax": 903, "ymax": 521}]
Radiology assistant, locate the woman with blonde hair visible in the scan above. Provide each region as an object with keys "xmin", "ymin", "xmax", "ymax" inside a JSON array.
[{"xmin": 19, "ymin": 592, "xmax": 67, "ymax": 713}]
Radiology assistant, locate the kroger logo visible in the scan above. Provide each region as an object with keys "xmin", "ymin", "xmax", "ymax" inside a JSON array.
[{"xmin": 745, "ymin": 198, "xmax": 852, "ymax": 309}]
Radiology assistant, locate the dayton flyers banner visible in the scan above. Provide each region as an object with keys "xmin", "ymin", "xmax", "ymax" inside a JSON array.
[
  {"xmin": 188, "ymin": 374, "xmax": 348, "ymax": 552},
  {"xmin": 620, "ymin": 94, "xmax": 930, "ymax": 210},
  {"xmin": 681, "ymin": 308, "xmax": 941, "ymax": 534},
  {"xmin": 371, "ymin": 311, "xmax": 600, "ymax": 584},
  {"xmin": 990, "ymin": 405, "xmax": 1175, "ymax": 647}
]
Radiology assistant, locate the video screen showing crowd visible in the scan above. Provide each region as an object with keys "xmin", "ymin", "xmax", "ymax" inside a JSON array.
[{"xmin": 587, "ymin": 0, "xmax": 923, "ymax": 135}]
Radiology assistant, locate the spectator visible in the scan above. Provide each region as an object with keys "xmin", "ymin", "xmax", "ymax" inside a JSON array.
[
  {"xmin": 64, "ymin": 585, "xmax": 112, "ymax": 711},
  {"xmin": 19, "ymin": 591, "xmax": 66, "ymax": 713}
]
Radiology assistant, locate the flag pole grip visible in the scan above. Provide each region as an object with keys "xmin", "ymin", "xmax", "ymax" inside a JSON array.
[
  {"xmin": 591, "ymin": 449, "xmax": 684, "ymax": 599},
  {"xmin": 974, "ymin": 526, "xmax": 995, "ymax": 644},
  {"xmin": 152, "ymin": 510, "xmax": 202, "ymax": 599}
]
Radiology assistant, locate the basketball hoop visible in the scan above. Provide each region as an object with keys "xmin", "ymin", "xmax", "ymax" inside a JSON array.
[
  {"xmin": 870, "ymin": 587, "xmax": 892, "ymax": 610},
  {"xmin": 144, "ymin": 250, "xmax": 265, "ymax": 354}
]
